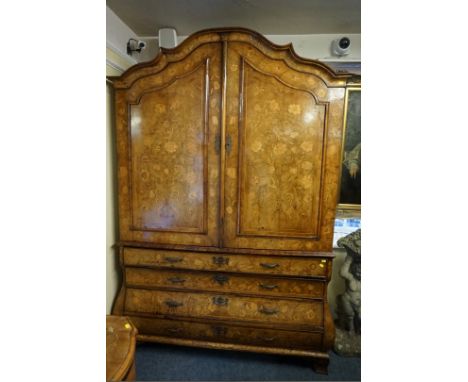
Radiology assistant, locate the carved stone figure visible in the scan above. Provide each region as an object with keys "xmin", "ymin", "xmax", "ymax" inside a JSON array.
[{"xmin": 334, "ymin": 229, "xmax": 361, "ymax": 356}]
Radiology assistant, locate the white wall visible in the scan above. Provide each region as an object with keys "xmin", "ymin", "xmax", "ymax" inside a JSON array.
[
  {"xmin": 106, "ymin": 81, "xmax": 120, "ymax": 314},
  {"xmin": 176, "ymin": 33, "xmax": 361, "ymax": 62},
  {"xmin": 138, "ymin": 38, "xmax": 160, "ymax": 63},
  {"xmin": 133, "ymin": 33, "xmax": 361, "ymax": 71},
  {"xmin": 106, "ymin": 6, "xmax": 138, "ymax": 67},
  {"xmin": 268, "ymin": 34, "xmax": 360, "ymax": 62},
  {"xmin": 107, "ymin": 6, "xmax": 159, "ymax": 68},
  {"xmin": 106, "ymin": 7, "xmax": 136, "ymax": 313}
]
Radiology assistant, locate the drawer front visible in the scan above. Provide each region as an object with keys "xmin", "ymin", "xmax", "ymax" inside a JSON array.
[
  {"xmin": 125, "ymin": 288, "xmax": 323, "ymax": 326},
  {"xmin": 123, "ymin": 248, "xmax": 327, "ymax": 277},
  {"xmin": 129, "ymin": 316, "xmax": 322, "ymax": 350},
  {"xmin": 126, "ymin": 268, "xmax": 324, "ymax": 299}
]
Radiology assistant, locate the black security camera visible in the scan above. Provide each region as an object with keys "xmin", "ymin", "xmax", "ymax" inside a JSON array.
[
  {"xmin": 127, "ymin": 38, "xmax": 147, "ymax": 55},
  {"xmin": 332, "ymin": 37, "xmax": 351, "ymax": 56},
  {"xmin": 338, "ymin": 37, "xmax": 351, "ymax": 50}
]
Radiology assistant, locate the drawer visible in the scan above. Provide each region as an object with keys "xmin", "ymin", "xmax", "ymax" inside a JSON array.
[
  {"xmin": 129, "ymin": 315, "xmax": 322, "ymax": 350},
  {"xmin": 125, "ymin": 288, "xmax": 323, "ymax": 326},
  {"xmin": 125, "ymin": 268, "xmax": 324, "ymax": 299},
  {"xmin": 123, "ymin": 248, "xmax": 328, "ymax": 278}
]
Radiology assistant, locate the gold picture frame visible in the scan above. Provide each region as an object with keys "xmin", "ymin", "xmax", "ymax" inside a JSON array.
[{"xmin": 338, "ymin": 85, "xmax": 361, "ymax": 214}]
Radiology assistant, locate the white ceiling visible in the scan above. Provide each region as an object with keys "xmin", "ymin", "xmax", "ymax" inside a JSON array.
[{"xmin": 107, "ymin": 0, "xmax": 361, "ymax": 37}]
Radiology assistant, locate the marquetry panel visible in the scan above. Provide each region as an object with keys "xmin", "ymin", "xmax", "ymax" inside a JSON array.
[
  {"xmin": 223, "ymin": 41, "xmax": 346, "ymax": 251},
  {"xmin": 115, "ymin": 43, "xmax": 222, "ymax": 246},
  {"xmin": 123, "ymin": 248, "xmax": 328, "ymax": 278},
  {"xmin": 125, "ymin": 267, "xmax": 325, "ymax": 299},
  {"xmin": 130, "ymin": 62, "xmax": 208, "ymax": 233},
  {"xmin": 128, "ymin": 316, "xmax": 323, "ymax": 350},
  {"xmin": 125, "ymin": 288, "xmax": 323, "ymax": 326},
  {"xmin": 237, "ymin": 60, "xmax": 325, "ymax": 238},
  {"xmin": 224, "ymin": 31, "xmax": 348, "ymax": 88}
]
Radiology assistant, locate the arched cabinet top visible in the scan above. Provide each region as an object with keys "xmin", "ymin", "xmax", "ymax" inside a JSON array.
[{"xmin": 108, "ymin": 27, "xmax": 357, "ymax": 90}]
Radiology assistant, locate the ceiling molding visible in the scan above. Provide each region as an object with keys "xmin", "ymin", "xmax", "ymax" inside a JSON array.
[
  {"xmin": 106, "ymin": 58, "xmax": 125, "ymax": 74},
  {"xmin": 106, "ymin": 41, "xmax": 138, "ymax": 67}
]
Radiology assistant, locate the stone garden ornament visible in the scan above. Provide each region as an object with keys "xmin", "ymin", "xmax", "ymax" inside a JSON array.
[{"xmin": 334, "ymin": 228, "xmax": 361, "ymax": 356}]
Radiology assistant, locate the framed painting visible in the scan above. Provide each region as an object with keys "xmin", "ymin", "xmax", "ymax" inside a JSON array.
[{"xmin": 338, "ymin": 86, "xmax": 361, "ymax": 212}]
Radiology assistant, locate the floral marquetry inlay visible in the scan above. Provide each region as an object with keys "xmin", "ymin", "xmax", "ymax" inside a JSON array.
[
  {"xmin": 219, "ymin": 37, "xmax": 346, "ymax": 251},
  {"xmin": 237, "ymin": 61, "xmax": 326, "ymax": 238},
  {"xmin": 125, "ymin": 288, "xmax": 323, "ymax": 326},
  {"xmin": 129, "ymin": 62, "xmax": 208, "ymax": 233}
]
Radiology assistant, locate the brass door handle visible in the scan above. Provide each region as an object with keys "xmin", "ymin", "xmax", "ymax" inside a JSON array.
[
  {"xmin": 225, "ymin": 135, "xmax": 232, "ymax": 154},
  {"xmin": 259, "ymin": 306, "xmax": 279, "ymax": 315},
  {"xmin": 260, "ymin": 263, "xmax": 279, "ymax": 269},
  {"xmin": 165, "ymin": 299, "xmax": 183, "ymax": 308},
  {"xmin": 259, "ymin": 283, "xmax": 278, "ymax": 290},
  {"xmin": 167, "ymin": 276, "xmax": 186, "ymax": 284},
  {"xmin": 164, "ymin": 256, "xmax": 183, "ymax": 264}
]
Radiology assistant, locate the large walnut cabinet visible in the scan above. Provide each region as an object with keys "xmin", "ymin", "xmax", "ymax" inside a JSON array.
[{"xmin": 109, "ymin": 28, "xmax": 352, "ymax": 374}]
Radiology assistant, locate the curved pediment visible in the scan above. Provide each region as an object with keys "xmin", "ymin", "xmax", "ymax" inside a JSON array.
[{"xmin": 108, "ymin": 27, "xmax": 354, "ymax": 90}]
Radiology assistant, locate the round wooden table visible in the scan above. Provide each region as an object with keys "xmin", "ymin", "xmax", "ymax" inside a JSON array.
[{"xmin": 106, "ymin": 316, "xmax": 138, "ymax": 381}]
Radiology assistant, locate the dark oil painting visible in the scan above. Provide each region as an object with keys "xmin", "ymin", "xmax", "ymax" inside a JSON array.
[{"xmin": 339, "ymin": 88, "xmax": 361, "ymax": 206}]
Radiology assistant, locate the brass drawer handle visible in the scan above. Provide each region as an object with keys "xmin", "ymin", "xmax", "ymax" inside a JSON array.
[
  {"xmin": 212, "ymin": 296, "xmax": 229, "ymax": 306},
  {"xmin": 167, "ymin": 327, "xmax": 182, "ymax": 334},
  {"xmin": 165, "ymin": 299, "xmax": 183, "ymax": 308},
  {"xmin": 213, "ymin": 274, "xmax": 229, "ymax": 285},
  {"xmin": 259, "ymin": 306, "xmax": 279, "ymax": 315},
  {"xmin": 167, "ymin": 276, "xmax": 186, "ymax": 284},
  {"xmin": 213, "ymin": 256, "xmax": 229, "ymax": 266},
  {"xmin": 164, "ymin": 256, "xmax": 183, "ymax": 264},
  {"xmin": 261, "ymin": 336, "xmax": 276, "ymax": 342},
  {"xmin": 260, "ymin": 263, "xmax": 279, "ymax": 269},
  {"xmin": 259, "ymin": 283, "xmax": 278, "ymax": 290}
]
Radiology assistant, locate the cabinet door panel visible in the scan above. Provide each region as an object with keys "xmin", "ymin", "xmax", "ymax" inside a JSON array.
[
  {"xmin": 238, "ymin": 62, "xmax": 325, "ymax": 238},
  {"xmin": 130, "ymin": 68, "xmax": 207, "ymax": 234},
  {"xmin": 223, "ymin": 42, "xmax": 345, "ymax": 251},
  {"xmin": 116, "ymin": 43, "xmax": 221, "ymax": 246}
]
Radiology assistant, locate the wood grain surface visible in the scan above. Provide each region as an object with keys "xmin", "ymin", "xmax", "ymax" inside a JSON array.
[
  {"xmin": 106, "ymin": 316, "xmax": 137, "ymax": 381},
  {"xmin": 125, "ymin": 288, "xmax": 323, "ymax": 326},
  {"xmin": 123, "ymin": 247, "xmax": 328, "ymax": 277},
  {"xmin": 109, "ymin": 27, "xmax": 355, "ymax": 374},
  {"xmin": 129, "ymin": 315, "xmax": 323, "ymax": 350},
  {"xmin": 125, "ymin": 267, "xmax": 325, "ymax": 299}
]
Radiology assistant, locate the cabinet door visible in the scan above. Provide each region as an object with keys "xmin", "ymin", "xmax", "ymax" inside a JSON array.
[
  {"xmin": 222, "ymin": 41, "xmax": 345, "ymax": 251},
  {"xmin": 115, "ymin": 43, "xmax": 221, "ymax": 246}
]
